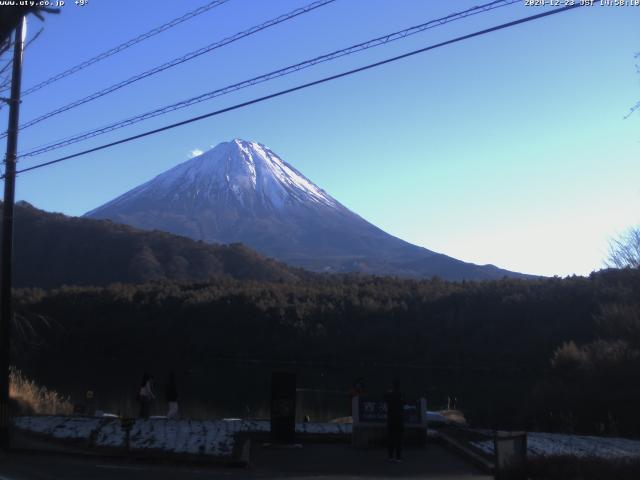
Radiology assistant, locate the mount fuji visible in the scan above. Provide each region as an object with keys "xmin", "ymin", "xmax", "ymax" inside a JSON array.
[{"xmin": 85, "ymin": 139, "xmax": 529, "ymax": 280}]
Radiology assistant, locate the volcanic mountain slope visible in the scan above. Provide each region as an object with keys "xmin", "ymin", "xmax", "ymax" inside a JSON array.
[
  {"xmin": 7, "ymin": 201, "xmax": 303, "ymax": 288},
  {"xmin": 85, "ymin": 139, "xmax": 530, "ymax": 280}
]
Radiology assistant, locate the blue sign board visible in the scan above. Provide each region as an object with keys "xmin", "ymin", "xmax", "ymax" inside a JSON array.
[{"xmin": 358, "ymin": 396, "xmax": 421, "ymax": 425}]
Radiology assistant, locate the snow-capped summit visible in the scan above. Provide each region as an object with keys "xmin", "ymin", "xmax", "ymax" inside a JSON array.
[
  {"xmin": 88, "ymin": 139, "xmax": 338, "ymax": 215},
  {"xmin": 85, "ymin": 139, "xmax": 530, "ymax": 280}
]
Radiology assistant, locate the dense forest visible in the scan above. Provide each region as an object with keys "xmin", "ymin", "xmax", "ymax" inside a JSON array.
[
  {"xmin": 12, "ymin": 267, "xmax": 640, "ymax": 435},
  {"xmin": 6, "ymin": 201, "xmax": 306, "ymax": 287}
]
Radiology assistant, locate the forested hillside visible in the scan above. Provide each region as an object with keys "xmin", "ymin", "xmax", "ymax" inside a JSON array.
[
  {"xmin": 5, "ymin": 202, "xmax": 304, "ymax": 287},
  {"xmin": 13, "ymin": 268, "xmax": 640, "ymax": 434}
]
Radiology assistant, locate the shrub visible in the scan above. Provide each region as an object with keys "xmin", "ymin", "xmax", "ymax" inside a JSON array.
[{"xmin": 9, "ymin": 366, "xmax": 72, "ymax": 415}]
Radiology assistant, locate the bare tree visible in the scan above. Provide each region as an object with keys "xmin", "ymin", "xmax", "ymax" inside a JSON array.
[
  {"xmin": 625, "ymin": 51, "xmax": 640, "ymax": 119},
  {"xmin": 606, "ymin": 227, "xmax": 640, "ymax": 269}
]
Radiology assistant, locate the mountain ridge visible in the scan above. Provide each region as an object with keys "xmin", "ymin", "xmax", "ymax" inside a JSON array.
[
  {"xmin": 6, "ymin": 201, "xmax": 306, "ymax": 288},
  {"xmin": 85, "ymin": 139, "xmax": 533, "ymax": 281}
]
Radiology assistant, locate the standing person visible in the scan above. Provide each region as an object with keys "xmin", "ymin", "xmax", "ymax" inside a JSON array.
[
  {"xmin": 165, "ymin": 371, "xmax": 179, "ymax": 419},
  {"xmin": 348, "ymin": 378, "xmax": 364, "ymax": 416},
  {"xmin": 138, "ymin": 373, "xmax": 155, "ymax": 419},
  {"xmin": 384, "ymin": 379, "xmax": 404, "ymax": 462}
]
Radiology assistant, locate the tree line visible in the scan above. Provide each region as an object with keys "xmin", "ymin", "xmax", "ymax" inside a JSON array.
[{"xmin": 12, "ymin": 267, "xmax": 640, "ymax": 434}]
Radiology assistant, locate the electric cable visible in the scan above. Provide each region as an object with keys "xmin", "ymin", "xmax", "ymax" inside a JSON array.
[
  {"xmin": 0, "ymin": 0, "xmax": 232, "ymax": 97},
  {"xmin": 9, "ymin": 3, "xmax": 583, "ymax": 178},
  {"xmin": 18, "ymin": 0, "xmax": 520, "ymax": 158},
  {"xmin": 2, "ymin": 0, "xmax": 336, "ymax": 139}
]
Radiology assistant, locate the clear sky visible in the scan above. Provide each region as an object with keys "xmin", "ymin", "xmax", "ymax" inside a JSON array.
[{"xmin": 2, "ymin": 0, "xmax": 639, "ymax": 277}]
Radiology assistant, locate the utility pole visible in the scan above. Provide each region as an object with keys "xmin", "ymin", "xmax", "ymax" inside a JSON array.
[{"xmin": 0, "ymin": 15, "xmax": 26, "ymax": 450}]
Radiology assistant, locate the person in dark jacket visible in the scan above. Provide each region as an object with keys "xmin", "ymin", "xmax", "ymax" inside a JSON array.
[
  {"xmin": 138, "ymin": 373, "xmax": 155, "ymax": 419},
  {"xmin": 165, "ymin": 371, "xmax": 179, "ymax": 419},
  {"xmin": 384, "ymin": 379, "xmax": 404, "ymax": 462}
]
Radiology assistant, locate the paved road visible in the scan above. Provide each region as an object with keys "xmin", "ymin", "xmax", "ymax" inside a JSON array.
[{"xmin": 0, "ymin": 444, "xmax": 492, "ymax": 479}]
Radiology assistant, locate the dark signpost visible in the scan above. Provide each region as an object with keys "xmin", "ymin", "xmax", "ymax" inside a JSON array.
[{"xmin": 270, "ymin": 371, "xmax": 296, "ymax": 443}]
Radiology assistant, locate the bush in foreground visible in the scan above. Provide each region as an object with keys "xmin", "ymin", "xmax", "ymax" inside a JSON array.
[{"xmin": 9, "ymin": 366, "xmax": 72, "ymax": 415}]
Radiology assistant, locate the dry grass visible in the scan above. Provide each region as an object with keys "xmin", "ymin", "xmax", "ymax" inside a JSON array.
[{"xmin": 9, "ymin": 366, "xmax": 72, "ymax": 415}]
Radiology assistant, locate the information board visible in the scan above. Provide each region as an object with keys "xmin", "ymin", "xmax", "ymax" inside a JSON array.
[{"xmin": 358, "ymin": 396, "xmax": 422, "ymax": 425}]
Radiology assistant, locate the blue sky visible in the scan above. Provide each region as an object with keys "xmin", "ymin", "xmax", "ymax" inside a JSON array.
[{"xmin": 2, "ymin": 0, "xmax": 639, "ymax": 277}]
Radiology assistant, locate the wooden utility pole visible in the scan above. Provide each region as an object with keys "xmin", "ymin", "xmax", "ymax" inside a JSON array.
[{"xmin": 0, "ymin": 15, "xmax": 26, "ymax": 450}]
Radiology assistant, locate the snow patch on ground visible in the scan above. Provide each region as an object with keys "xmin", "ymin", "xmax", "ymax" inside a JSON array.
[
  {"xmin": 13, "ymin": 416, "xmax": 353, "ymax": 457},
  {"xmin": 426, "ymin": 411, "xmax": 449, "ymax": 425},
  {"xmin": 295, "ymin": 422, "xmax": 352, "ymax": 435},
  {"xmin": 471, "ymin": 432, "xmax": 640, "ymax": 460},
  {"xmin": 94, "ymin": 419, "xmax": 125, "ymax": 447},
  {"xmin": 234, "ymin": 420, "xmax": 352, "ymax": 435},
  {"xmin": 13, "ymin": 415, "xmax": 101, "ymax": 440},
  {"xmin": 128, "ymin": 419, "xmax": 235, "ymax": 456}
]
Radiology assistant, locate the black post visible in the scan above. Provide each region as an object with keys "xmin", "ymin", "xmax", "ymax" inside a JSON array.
[
  {"xmin": 0, "ymin": 16, "xmax": 26, "ymax": 450},
  {"xmin": 270, "ymin": 371, "xmax": 296, "ymax": 444}
]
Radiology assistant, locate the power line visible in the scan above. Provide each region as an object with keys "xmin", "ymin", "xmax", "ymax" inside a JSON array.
[
  {"xmin": 0, "ymin": 27, "xmax": 44, "ymax": 113},
  {"xmin": 4, "ymin": 0, "xmax": 336, "ymax": 138},
  {"xmin": 18, "ymin": 0, "xmax": 520, "ymax": 159},
  {"xmin": 625, "ymin": 101, "xmax": 640, "ymax": 119},
  {"xmin": 9, "ymin": 3, "xmax": 583, "ymax": 178},
  {"xmin": 0, "ymin": 0, "xmax": 232, "ymax": 97}
]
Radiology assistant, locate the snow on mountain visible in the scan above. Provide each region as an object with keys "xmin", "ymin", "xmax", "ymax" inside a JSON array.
[
  {"xmin": 87, "ymin": 139, "xmax": 338, "ymax": 215},
  {"xmin": 85, "ymin": 139, "xmax": 531, "ymax": 280}
]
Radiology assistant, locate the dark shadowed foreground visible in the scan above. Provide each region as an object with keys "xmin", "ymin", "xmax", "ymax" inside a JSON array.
[{"xmin": 1, "ymin": 444, "xmax": 491, "ymax": 480}]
